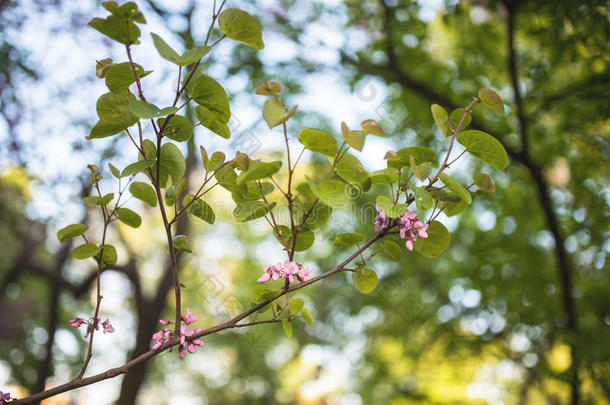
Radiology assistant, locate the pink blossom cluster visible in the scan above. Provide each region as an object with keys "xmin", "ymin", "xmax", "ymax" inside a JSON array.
[
  {"xmin": 69, "ymin": 317, "xmax": 114, "ymax": 337},
  {"xmin": 257, "ymin": 260, "xmax": 312, "ymax": 284},
  {"xmin": 152, "ymin": 308, "xmax": 204, "ymax": 359},
  {"xmin": 374, "ymin": 205, "xmax": 429, "ymax": 250},
  {"xmin": 0, "ymin": 390, "xmax": 12, "ymax": 405}
]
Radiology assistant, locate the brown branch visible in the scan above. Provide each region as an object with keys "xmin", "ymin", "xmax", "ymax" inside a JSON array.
[{"xmin": 12, "ymin": 229, "xmax": 389, "ymax": 404}]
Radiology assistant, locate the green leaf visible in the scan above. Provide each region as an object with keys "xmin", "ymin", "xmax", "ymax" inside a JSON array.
[
  {"xmin": 99, "ymin": 244, "xmax": 117, "ymax": 265},
  {"xmin": 414, "ymin": 186, "xmax": 434, "ymax": 210},
  {"xmin": 439, "ymin": 173, "xmax": 472, "ymax": 204},
  {"xmin": 414, "ymin": 221, "xmax": 450, "ymax": 258},
  {"xmin": 200, "ymin": 145, "xmax": 208, "ymax": 167},
  {"xmin": 173, "ymin": 234, "xmax": 192, "ymax": 253},
  {"xmin": 218, "ymin": 8, "xmax": 264, "ymax": 50},
  {"xmin": 195, "ymin": 105, "xmax": 231, "ymax": 139},
  {"xmin": 105, "ymin": 62, "xmax": 150, "ymax": 93},
  {"xmin": 410, "ymin": 156, "xmax": 432, "ymax": 181},
  {"xmin": 151, "ymin": 33, "xmax": 179, "ymax": 62},
  {"xmin": 108, "ymin": 163, "xmax": 121, "ymax": 179},
  {"xmin": 478, "ymin": 88, "xmax": 505, "ymax": 115},
  {"xmin": 370, "ymin": 168, "xmax": 399, "ymax": 184},
  {"xmin": 336, "ymin": 154, "xmax": 369, "ymax": 187},
  {"xmin": 443, "ymin": 200, "xmax": 467, "ymax": 217},
  {"xmin": 334, "ymin": 232, "xmax": 366, "ymax": 247},
  {"xmin": 312, "ymin": 179, "xmax": 349, "ymax": 208},
  {"xmin": 72, "ymin": 243, "xmax": 102, "ymax": 260},
  {"xmin": 157, "ymin": 142, "xmax": 186, "ymax": 187},
  {"xmin": 352, "ymin": 268, "xmax": 378, "ymax": 294},
  {"xmin": 299, "ymin": 201, "xmax": 332, "ymax": 231},
  {"xmin": 276, "ymin": 225, "xmax": 315, "ymax": 251},
  {"xmin": 376, "ymin": 195, "xmax": 406, "ymax": 218},
  {"xmin": 282, "ymin": 319, "xmax": 292, "ymax": 338},
  {"xmin": 129, "ymin": 182, "xmax": 157, "ymax": 207},
  {"xmin": 216, "ymin": 166, "xmax": 238, "ymax": 192},
  {"xmin": 83, "ymin": 193, "xmax": 114, "ymax": 207},
  {"xmin": 383, "ymin": 240, "xmax": 403, "ymax": 261},
  {"xmin": 236, "ymin": 161, "xmax": 282, "ymax": 185},
  {"xmin": 89, "ymin": 15, "xmax": 139, "ymax": 45},
  {"xmin": 255, "ymin": 81, "xmax": 283, "ymax": 95},
  {"xmin": 387, "ymin": 147, "xmax": 436, "ymax": 169},
  {"xmin": 457, "ymin": 130, "xmax": 508, "ymax": 171},
  {"xmin": 234, "ymin": 200, "xmax": 275, "ymax": 222},
  {"xmin": 121, "ymin": 160, "xmax": 154, "ymax": 177},
  {"xmin": 263, "ymin": 99, "xmax": 285, "ymax": 129},
  {"xmin": 301, "ymin": 308, "xmax": 313, "ymax": 326},
  {"xmin": 341, "ymin": 122, "xmax": 366, "ymax": 151},
  {"xmin": 428, "ymin": 187, "xmax": 462, "ymax": 203},
  {"xmin": 298, "ymin": 128, "xmax": 338, "ymax": 157},
  {"xmin": 473, "ymin": 172, "xmax": 495, "ymax": 193},
  {"xmin": 57, "ymin": 224, "xmax": 89, "ymax": 243},
  {"xmin": 96, "ymin": 92, "xmax": 133, "ymax": 118},
  {"xmin": 159, "ymin": 115, "xmax": 194, "ymax": 142},
  {"xmin": 289, "ymin": 298, "xmax": 304, "ymax": 316},
  {"xmin": 151, "ymin": 33, "xmax": 211, "ymax": 66},
  {"xmin": 449, "ymin": 108, "xmax": 472, "ymax": 131},
  {"xmin": 115, "ymin": 207, "xmax": 142, "ymax": 228},
  {"xmin": 250, "ymin": 284, "xmax": 281, "ymax": 304},
  {"xmin": 88, "ymin": 105, "xmax": 138, "ymax": 139},
  {"xmin": 128, "ymin": 100, "xmax": 178, "ymax": 119},
  {"xmin": 185, "ymin": 72, "xmax": 230, "ymax": 123},
  {"xmin": 184, "ymin": 195, "xmax": 216, "ymax": 224},
  {"xmin": 431, "ymin": 104, "xmax": 450, "ymax": 137},
  {"xmin": 206, "ymin": 151, "xmax": 225, "ymax": 172}
]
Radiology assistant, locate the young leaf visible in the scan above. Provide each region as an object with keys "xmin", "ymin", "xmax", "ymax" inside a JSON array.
[
  {"xmin": 386, "ymin": 147, "xmax": 436, "ymax": 169},
  {"xmin": 255, "ymin": 81, "xmax": 283, "ymax": 95},
  {"xmin": 129, "ymin": 182, "xmax": 157, "ymax": 207},
  {"xmin": 439, "ymin": 173, "xmax": 472, "ymax": 204},
  {"xmin": 72, "ymin": 243, "xmax": 102, "ymax": 260},
  {"xmin": 341, "ymin": 122, "xmax": 366, "ymax": 152},
  {"xmin": 478, "ymin": 88, "xmax": 505, "ymax": 115},
  {"xmin": 234, "ymin": 200, "xmax": 275, "ymax": 222},
  {"xmin": 96, "ymin": 91, "xmax": 133, "ymax": 118},
  {"xmin": 410, "ymin": 156, "xmax": 432, "ymax": 181},
  {"xmin": 99, "ymin": 244, "xmax": 118, "ymax": 265},
  {"xmin": 218, "ymin": 8, "xmax": 265, "ymax": 50},
  {"xmin": 105, "ymin": 62, "xmax": 150, "ymax": 93},
  {"xmin": 263, "ymin": 99, "xmax": 286, "ymax": 129},
  {"xmin": 150, "ymin": 33, "xmax": 180, "ymax": 63},
  {"xmin": 431, "ymin": 104, "xmax": 450, "ymax": 137},
  {"xmin": 334, "ymin": 233, "xmax": 366, "ymax": 247},
  {"xmin": 336, "ymin": 154, "xmax": 369, "ymax": 187},
  {"xmin": 83, "ymin": 193, "xmax": 114, "ymax": 207},
  {"xmin": 115, "ymin": 207, "xmax": 142, "ymax": 228},
  {"xmin": 301, "ymin": 308, "xmax": 314, "ymax": 326},
  {"xmin": 88, "ymin": 105, "xmax": 138, "ymax": 139},
  {"xmin": 289, "ymin": 298, "xmax": 304, "ymax": 316},
  {"xmin": 184, "ymin": 196, "xmax": 216, "ymax": 225},
  {"xmin": 361, "ymin": 119, "xmax": 383, "ymax": 136},
  {"xmin": 473, "ymin": 172, "xmax": 495, "ymax": 193},
  {"xmin": 173, "ymin": 234, "xmax": 192, "ymax": 253},
  {"xmin": 457, "ymin": 130, "xmax": 508, "ymax": 171},
  {"xmin": 297, "ymin": 128, "xmax": 338, "ymax": 157},
  {"xmin": 282, "ymin": 319, "xmax": 293, "ymax": 338},
  {"xmin": 352, "ymin": 268, "xmax": 379, "ymax": 294},
  {"xmin": 128, "ymin": 100, "xmax": 178, "ymax": 119},
  {"xmin": 108, "ymin": 163, "xmax": 121, "ymax": 179},
  {"xmin": 206, "ymin": 151, "xmax": 225, "ymax": 172},
  {"xmin": 413, "ymin": 221, "xmax": 450, "ymax": 258},
  {"xmin": 57, "ymin": 224, "xmax": 89, "ymax": 243},
  {"xmin": 449, "ymin": 108, "xmax": 472, "ymax": 131}
]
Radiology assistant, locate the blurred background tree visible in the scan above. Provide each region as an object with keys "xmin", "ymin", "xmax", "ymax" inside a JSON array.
[{"xmin": 0, "ymin": 0, "xmax": 608, "ymax": 404}]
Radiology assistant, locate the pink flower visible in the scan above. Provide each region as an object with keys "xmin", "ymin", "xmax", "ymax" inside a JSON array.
[
  {"xmin": 152, "ymin": 328, "xmax": 172, "ymax": 350},
  {"xmin": 388, "ymin": 209, "xmax": 429, "ymax": 251},
  {"xmin": 374, "ymin": 205, "xmax": 389, "ymax": 232},
  {"xmin": 0, "ymin": 391, "xmax": 11, "ymax": 404},
  {"xmin": 159, "ymin": 319, "xmax": 171, "ymax": 326},
  {"xmin": 102, "ymin": 319, "xmax": 115, "ymax": 334},
  {"xmin": 258, "ymin": 261, "xmax": 313, "ymax": 284},
  {"xmin": 69, "ymin": 317, "xmax": 86, "ymax": 328},
  {"xmin": 181, "ymin": 308, "xmax": 197, "ymax": 325}
]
